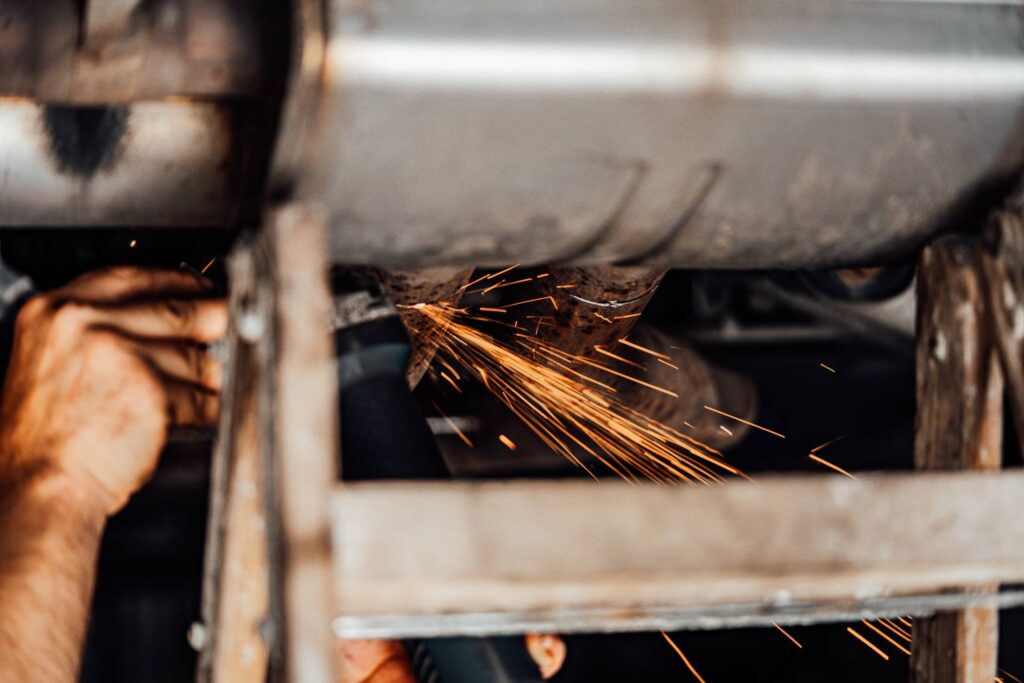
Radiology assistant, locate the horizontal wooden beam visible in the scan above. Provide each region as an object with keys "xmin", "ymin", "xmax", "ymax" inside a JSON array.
[{"xmin": 331, "ymin": 472, "xmax": 1024, "ymax": 636}]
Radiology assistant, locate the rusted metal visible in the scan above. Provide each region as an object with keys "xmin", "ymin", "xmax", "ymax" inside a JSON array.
[
  {"xmin": 516, "ymin": 266, "xmax": 755, "ymax": 448},
  {"xmin": 0, "ymin": 0, "xmax": 263, "ymax": 103},
  {"xmin": 519, "ymin": 266, "xmax": 666, "ymax": 356},
  {"xmin": 313, "ymin": 0, "xmax": 1024, "ymax": 267},
  {"xmin": 373, "ymin": 267, "xmax": 474, "ymax": 387}
]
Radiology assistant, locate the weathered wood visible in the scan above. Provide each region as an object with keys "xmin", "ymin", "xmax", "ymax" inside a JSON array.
[
  {"xmin": 267, "ymin": 205, "xmax": 339, "ymax": 683},
  {"xmin": 211, "ymin": 364, "xmax": 270, "ymax": 682},
  {"xmin": 914, "ymin": 236, "xmax": 1003, "ymax": 472},
  {"xmin": 912, "ymin": 235, "xmax": 1002, "ymax": 683},
  {"xmin": 197, "ymin": 241, "xmax": 272, "ymax": 683},
  {"xmin": 981, "ymin": 211, "xmax": 1024, "ymax": 464},
  {"xmin": 329, "ymin": 472, "xmax": 1024, "ymax": 621}
]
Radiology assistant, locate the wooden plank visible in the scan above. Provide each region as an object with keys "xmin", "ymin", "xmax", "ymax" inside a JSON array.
[
  {"xmin": 329, "ymin": 472, "xmax": 1024, "ymax": 622},
  {"xmin": 912, "ymin": 236, "xmax": 1003, "ymax": 683},
  {"xmin": 914, "ymin": 236, "xmax": 1003, "ymax": 472},
  {"xmin": 197, "ymin": 240, "xmax": 271, "ymax": 683},
  {"xmin": 267, "ymin": 205, "xmax": 339, "ymax": 683}
]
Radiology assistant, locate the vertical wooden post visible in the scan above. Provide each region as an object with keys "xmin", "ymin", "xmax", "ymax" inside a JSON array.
[
  {"xmin": 199, "ymin": 204, "xmax": 338, "ymax": 683},
  {"xmin": 266, "ymin": 204, "xmax": 339, "ymax": 683},
  {"xmin": 197, "ymin": 239, "xmax": 272, "ymax": 683},
  {"xmin": 911, "ymin": 236, "xmax": 1002, "ymax": 683}
]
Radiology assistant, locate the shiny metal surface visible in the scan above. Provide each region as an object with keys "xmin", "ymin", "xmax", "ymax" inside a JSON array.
[
  {"xmin": 309, "ymin": 0, "xmax": 1024, "ymax": 267},
  {"xmin": 0, "ymin": 98, "xmax": 236, "ymax": 226}
]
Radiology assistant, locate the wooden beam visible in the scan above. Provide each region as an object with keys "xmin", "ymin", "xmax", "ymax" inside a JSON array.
[
  {"xmin": 197, "ymin": 240, "xmax": 271, "ymax": 683},
  {"xmin": 267, "ymin": 205, "xmax": 339, "ymax": 683},
  {"xmin": 912, "ymin": 235, "xmax": 1002, "ymax": 683},
  {"xmin": 330, "ymin": 472, "xmax": 1024, "ymax": 627}
]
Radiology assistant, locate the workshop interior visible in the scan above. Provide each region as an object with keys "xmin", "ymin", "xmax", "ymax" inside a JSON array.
[{"xmin": 2, "ymin": 0, "xmax": 1024, "ymax": 681}]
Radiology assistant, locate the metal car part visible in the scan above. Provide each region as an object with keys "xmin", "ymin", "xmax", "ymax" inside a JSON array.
[
  {"xmin": 300, "ymin": 0, "xmax": 1024, "ymax": 266},
  {"xmin": 2, "ymin": 1, "xmax": 1024, "ymax": 269}
]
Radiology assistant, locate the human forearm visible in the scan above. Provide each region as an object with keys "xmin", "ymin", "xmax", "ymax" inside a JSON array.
[
  {"xmin": 0, "ymin": 267, "xmax": 225, "ymax": 680},
  {"xmin": 0, "ymin": 463, "xmax": 105, "ymax": 682}
]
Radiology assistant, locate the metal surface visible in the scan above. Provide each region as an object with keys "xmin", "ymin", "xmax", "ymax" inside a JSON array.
[
  {"xmin": 517, "ymin": 266, "xmax": 666, "ymax": 357},
  {"xmin": 0, "ymin": 0, "xmax": 263, "ymax": 103},
  {"xmin": 0, "ymin": 98, "xmax": 237, "ymax": 226},
  {"xmin": 373, "ymin": 267, "xmax": 474, "ymax": 387},
  {"xmin": 310, "ymin": 0, "xmax": 1024, "ymax": 267},
  {"xmin": 333, "ymin": 589, "xmax": 1024, "ymax": 640}
]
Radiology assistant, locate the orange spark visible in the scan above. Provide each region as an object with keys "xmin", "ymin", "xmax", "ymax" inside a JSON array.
[
  {"xmin": 594, "ymin": 345, "xmax": 646, "ymax": 370},
  {"xmin": 862, "ymin": 621, "xmax": 910, "ymax": 656},
  {"xmin": 772, "ymin": 623, "xmax": 803, "ymax": 649},
  {"xmin": 613, "ymin": 312, "xmax": 642, "ymax": 320},
  {"xmin": 201, "ymin": 258, "xmax": 217, "ymax": 274},
  {"xmin": 618, "ymin": 337, "xmax": 672, "ymax": 360},
  {"xmin": 410, "ymin": 303, "xmax": 739, "ymax": 484},
  {"xmin": 457, "ymin": 271, "xmax": 493, "ymax": 292},
  {"xmin": 810, "ymin": 435, "xmax": 844, "ymax": 453},
  {"xmin": 486, "ymin": 264, "xmax": 520, "ymax": 280},
  {"xmin": 1000, "ymin": 669, "xmax": 1024, "ymax": 683},
  {"xmin": 660, "ymin": 632, "xmax": 706, "ymax": 683},
  {"xmin": 555, "ymin": 284, "xmax": 577, "ymax": 289},
  {"xmin": 703, "ymin": 405, "xmax": 786, "ymax": 439},
  {"xmin": 479, "ymin": 307, "xmax": 507, "ymax": 313},
  {"xmin": 719, "ymin": 425, "xmax": 733, "ymax": 436},
  {"xmin": 439, "ymin": 359, "xmax": 461, "ymax": 380},
  {"xmin": 595, "ymin": 312, "xmax": 614, "ymax": 324},
  {"xmin": 820, "ymin": 363, "xmax": 836, "ymax": 373},
  {"xmin": 505, "ymin": 296, "xmax": 557, "ymax": 309},
  {"xmin": 808, "ymin": 454, "xmax": 857, "ymax": 479},
  {"xmin": 499, "ymin": 434, "xmax": 517, "ymax": 451},
  {"xmin": 878, "ymin": 618, "xmax": 911, "ymax": 642},
  {"xmin": 483, "ymin": 277, "xmax": 534, "ymax": 293},
  {"xmin": 431, "ymin": 401, "xmax": 473, "ymax": 448},
  {"xmin": 657, "ymin": 358, "xmax": 680, "ymax": 370},
  {"xmin": 440, "ymin": 371, "xmax": 462, "ymax": 393},
  {"xmin": 847, "ymin": 627, "xmax": 889, "ymax": 660}
]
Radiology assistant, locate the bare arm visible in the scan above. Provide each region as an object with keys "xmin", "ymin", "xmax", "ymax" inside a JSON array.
[{"xmin": 0, "ymin": 267, "xmax": 226, "ymax": 682}]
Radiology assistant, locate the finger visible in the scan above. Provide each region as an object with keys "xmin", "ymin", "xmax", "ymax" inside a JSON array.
[
  {"xmin": 134, "ymin": 341, "xmax": 222, "ymax": 391},
  {"xmin": 52, "ymin": 266, "xmax": 212, "ymax": 303},
  {"xmin": 524, "ymin": 634, "xmax": 567, "ymax": 680},
  {"xmin": 165, "ymin": 380, "xmax": 220, "ymax": 426},
  {"xmin": 90, "ymin": 298, "xmax": 228, "ymax": 343}
]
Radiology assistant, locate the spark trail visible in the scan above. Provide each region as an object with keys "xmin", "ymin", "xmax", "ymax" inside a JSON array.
[{"xmin": 409, "ymin": 303, "xmax": 740, "ymax": 484}]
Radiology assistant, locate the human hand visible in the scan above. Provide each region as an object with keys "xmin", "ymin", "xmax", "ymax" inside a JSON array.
[{"xmin": 0, "ymin": 267, "xmax": 227, "ymax": 516}]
